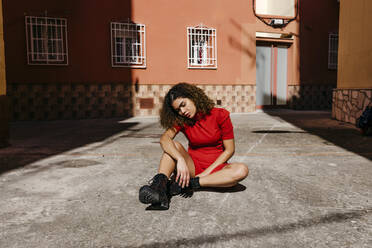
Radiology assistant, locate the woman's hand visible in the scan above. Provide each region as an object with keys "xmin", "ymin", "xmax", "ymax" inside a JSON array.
[{"xmin": 176, "ymin": 158, "xmax": 190, "ymax": 188}]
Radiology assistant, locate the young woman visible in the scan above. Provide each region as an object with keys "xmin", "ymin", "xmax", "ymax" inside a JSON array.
[{"xmin": 139, "ymin": 83, "xmax": 249, "ymax": 210}]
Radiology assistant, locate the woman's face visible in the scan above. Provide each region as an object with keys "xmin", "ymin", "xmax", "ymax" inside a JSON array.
[{"xmin": 171, "ymin": 97, "xmax": 197, "ymax": 119}]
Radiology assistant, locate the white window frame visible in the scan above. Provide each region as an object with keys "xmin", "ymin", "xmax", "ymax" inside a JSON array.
[
  {"xmin": 111, "ymin": 21, "xmax": 146, "ymax": 68},
  {"xmin": 25, "ymin": 16, "xmax": 68, "ymax": 65},
  {"xmin": 328, "ymin": 32, "xmax": 338, "ymax": 70},
  {"xmin": 187, "ymin": 25, "xmax": 217, "ymax": 69}
]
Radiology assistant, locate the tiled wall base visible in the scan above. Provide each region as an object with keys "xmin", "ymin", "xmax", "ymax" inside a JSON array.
[
  {"xmin": 8, "ymin": 82, "xmax": 339, "ymax": 121},
  {"xmin": 332, "ymin": 89, "xmax": 372, "ymax": 124},
  {"xmin": 288, "ymin": 84, "xmax": 335, "ymax": 110},
  {"xmin": 134, "ymin": 84, "xmax": 256, "ymax": 116},
  {"xmin": 8, "ymin": 83, "xmax": 256, "ymax": 121},
  {"xmin": 8, "ymin": 83, "xmax": 134, "ymax": 121},
  {"xmin": 0, "ymin": 95, "xmax": 10, "ymax": 147}
]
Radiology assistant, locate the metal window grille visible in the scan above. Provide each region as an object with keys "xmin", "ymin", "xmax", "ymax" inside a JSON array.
[
  {"xmin": 25, "ymin": 16, "xmax": 68, "ymax": 65},
  {"xmin": 328, "ymin": 32, "xmax": 338, "ymax": 70},
  {"xmin": 111, "ymin": 21, "xmax": 146, "ymax": 68},
  {"xmin": 187, "ymin": 25, "xmax": 217, "ymax": 69}
]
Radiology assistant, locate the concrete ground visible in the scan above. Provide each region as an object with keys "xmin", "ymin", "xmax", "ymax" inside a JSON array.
[{"xmin": 0, "ymin": 110, "xmax": 371, "ymax": 248}]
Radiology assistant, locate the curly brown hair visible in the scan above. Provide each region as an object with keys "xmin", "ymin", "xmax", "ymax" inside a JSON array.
[{"xmin": 160, "ymin": 83, "xmax": 215, "ymax": 129}]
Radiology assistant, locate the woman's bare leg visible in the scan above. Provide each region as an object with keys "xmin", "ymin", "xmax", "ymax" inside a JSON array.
[
  {"xmin": 139, "ymin": 141, "xmax": 195, "ymax": 208},
  {"xmin": 158, "ymin": 141, "xmax": 195, "ymax": 178},
  {"xmin": 198, "ymin": 163, "xmax": 249, "ymax": 187}
]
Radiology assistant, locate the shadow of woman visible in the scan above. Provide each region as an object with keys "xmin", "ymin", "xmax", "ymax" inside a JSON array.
[
  {"xmin": 180, "ymin": 183, "xmax": 247, "ymax": 198},
  {"xmin": 145, "ymin": 184, "xmax": 247, "ymax": 210},
  {"xmin": 195, "ymin": 183, "xmax": 247, "ymax": 193}
]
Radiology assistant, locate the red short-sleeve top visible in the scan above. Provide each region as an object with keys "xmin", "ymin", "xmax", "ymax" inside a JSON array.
[{"xmin": 174, "ymin": 108, "xmax": 234, "ymax": 154}]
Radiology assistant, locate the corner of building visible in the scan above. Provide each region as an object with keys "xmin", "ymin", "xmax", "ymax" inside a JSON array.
[
  {"xmin": 333, "ymin": 0, "xmax": 372, "ymax": 124},
  {"xmin": 0, "ymin": 0, "xmax": 10, "ymax": 148}
]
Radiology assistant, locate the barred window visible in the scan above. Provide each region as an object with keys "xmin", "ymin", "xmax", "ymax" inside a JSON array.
[
  {"xmin": 328, "ymin": 32, "xmax": 338, "ymax": 70},
  {"xmin": 187, "ymin": 25, "xmax": 217, "ymax": 69},
  {"xmin": 25, "ymin": 16, "xmax": 68, "ymax": 65},
  {"xmin": 111, "ymin": 21, "xmax": 146, "ymax": 68}
]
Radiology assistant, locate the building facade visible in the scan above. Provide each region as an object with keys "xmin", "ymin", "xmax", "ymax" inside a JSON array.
[
  {"xmin": 332, "ymin": 0, "xmax": 372, "ymax": 124},
  {"xmin": 0, "ymin": 0, "xmax": 9, "ymax": 147},
  {"xmin": 2, "ymin": 0, "xmax": 339, "ymax": 121}
]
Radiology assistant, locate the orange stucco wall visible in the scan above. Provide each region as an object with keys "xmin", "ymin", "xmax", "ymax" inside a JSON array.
[
  {"xmin": 0, "ymin": 0, "xmax": 9, "ymax": 147},
  {"xmin": 130, "ymin": 0, "xmax": 300, "ymax": 86},
  {"xmin": 2, "ymin": 0, "xmax": 133, "ymax": 84},
  {"xmin": 3, "ymin": 0, "xmax": 301, "ymax": 86},
  {"xmin": 2, "ymin": 0, "xmax": 341, "ymax": 120},
  {"xmin": 0, "ymin": 0, "xmax": 5, "ymax": 95},
  {"xmin": 338, "ymin": 0, "xmax": 372, "ymax": 89},
  {"xmin": 299, "ymin": 0, "xmax": 339, "ymax": 85}
]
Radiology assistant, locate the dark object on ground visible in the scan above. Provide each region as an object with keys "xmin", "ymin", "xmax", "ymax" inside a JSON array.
[
  {"xmin": 195, "ymin": 183, "xmax": 247, "ymax": 193},
  {"xmin": 168, "ymin": 177, "xmax": 200, "ymax": 196},
  {"xmin": 356, "ymin": 106, "xmax": 372, "ymax": 136},
  {"xmin": 139, "ymin": 173, "xmax": 169, "ymax": 210}
]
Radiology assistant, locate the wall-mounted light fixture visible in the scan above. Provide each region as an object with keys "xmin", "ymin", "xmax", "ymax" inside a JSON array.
[{"xmin": 253, "ymin": 0, "xmax": 299, "ymax": 28}]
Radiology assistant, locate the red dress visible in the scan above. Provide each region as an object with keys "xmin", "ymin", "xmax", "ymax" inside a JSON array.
[{"xmin": 174, "ymin": 108, "xmax": 234, "ymax": 175}]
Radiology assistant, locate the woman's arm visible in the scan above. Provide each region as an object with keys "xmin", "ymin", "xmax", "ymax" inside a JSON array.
[
  {"xmin": 197, "ymin": 139, "xmax": 235, "ymax": 177},
  {"xmin": 160, "ymin": 128, "xmax": 190, "ymax": 187},
  {"xmin": 159, "ymin": 128, "xmax": 182, "ymax": 160}
]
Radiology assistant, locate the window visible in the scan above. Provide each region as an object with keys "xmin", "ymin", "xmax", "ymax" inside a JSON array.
[
  {"xmin": 111, "ymin": 21, "xmax": 146, "ymax": 68},
  {"xmin": 187, "ymin": 25, "xmax": 217, "ymax": 69},
  {"xmin": 25, "ymin": 16, "xmax": 68, "ymax": 65},
  {"xmin": 328, "ymin": 32, "xmax": 338, "ymax": 70}
]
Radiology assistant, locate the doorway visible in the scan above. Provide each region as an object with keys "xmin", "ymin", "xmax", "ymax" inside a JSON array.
[{"xmin": 256, "ymin": 43, "xmax": 288, "ymax": 108}]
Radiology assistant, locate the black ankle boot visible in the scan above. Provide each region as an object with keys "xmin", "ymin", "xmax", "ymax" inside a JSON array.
[
  {"xmin": 168, "ymin": 177, "xmax": 200, "ymax": 196},
  {"xmin": 139, "ymin": 173, "xmax": 169, "ymax": 210}
]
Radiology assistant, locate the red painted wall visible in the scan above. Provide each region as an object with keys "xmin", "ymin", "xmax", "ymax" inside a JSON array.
[
  {"xmin": 130, "ymin": 0, "xmax": 259, "ymax": 85},
  {"xmin": 2, "ymin": 0, "xmax": 338, "ymax": 87},
  {"xmin": 299, "ymin": 0, "xmax": 339, "ymax": 85},
  {"xmin": 2, "ymin": 0, "xmax": 132, "ymax": 84}
]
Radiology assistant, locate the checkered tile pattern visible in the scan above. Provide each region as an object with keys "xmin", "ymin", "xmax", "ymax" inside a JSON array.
[
  {"xmin": 134, "ymin": 84, "xmax": 256, "ymax": 116},
  {"xmin": 7, "ymin": 83, "xmax": 257, "ymax": 120},
  {"xmin": 8, "ymin": 83, "xmax": 341, "ymax": 121},
  {"xmin": 8, "ymin": 83, "xmax": 134, "ymax": 121},
  {"xmin": 134, "ymin": 84, "xmax": 172, "ymax": 116},
  {"xmin": 8, "ymin": 82, "xmax": 343, "ymax": 121},
  {"xmin": 332, "ymin": 89, "xmax": 372, "ymax": 124},
  {"xmin": 288, "ymin": 85, "xmax": 335, "ymax": 110}
]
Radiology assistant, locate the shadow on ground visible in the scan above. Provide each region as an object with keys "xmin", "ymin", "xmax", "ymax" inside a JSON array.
[
  {"xmin": 0, "ymin": 118, "xmax": 141, "ymax": 175},
  {"xmin": 263, "ymin": 110, "xmax": 372, "ymax": 161},
  {"xmin": 195, "ymin": 183, "xmax": 246, "ymax": 193},
  {"xmin": 126, "ymin": 208, "xmax": 371, "ymax": 248},
  {"xmin": 145, "ymin": 184, "xmax": 246, "ymax": 211}
]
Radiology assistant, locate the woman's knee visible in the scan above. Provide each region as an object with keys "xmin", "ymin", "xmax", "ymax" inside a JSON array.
[{"xmin": 232, "ymin": 163, "xmax": 249, "ymax": 181}]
